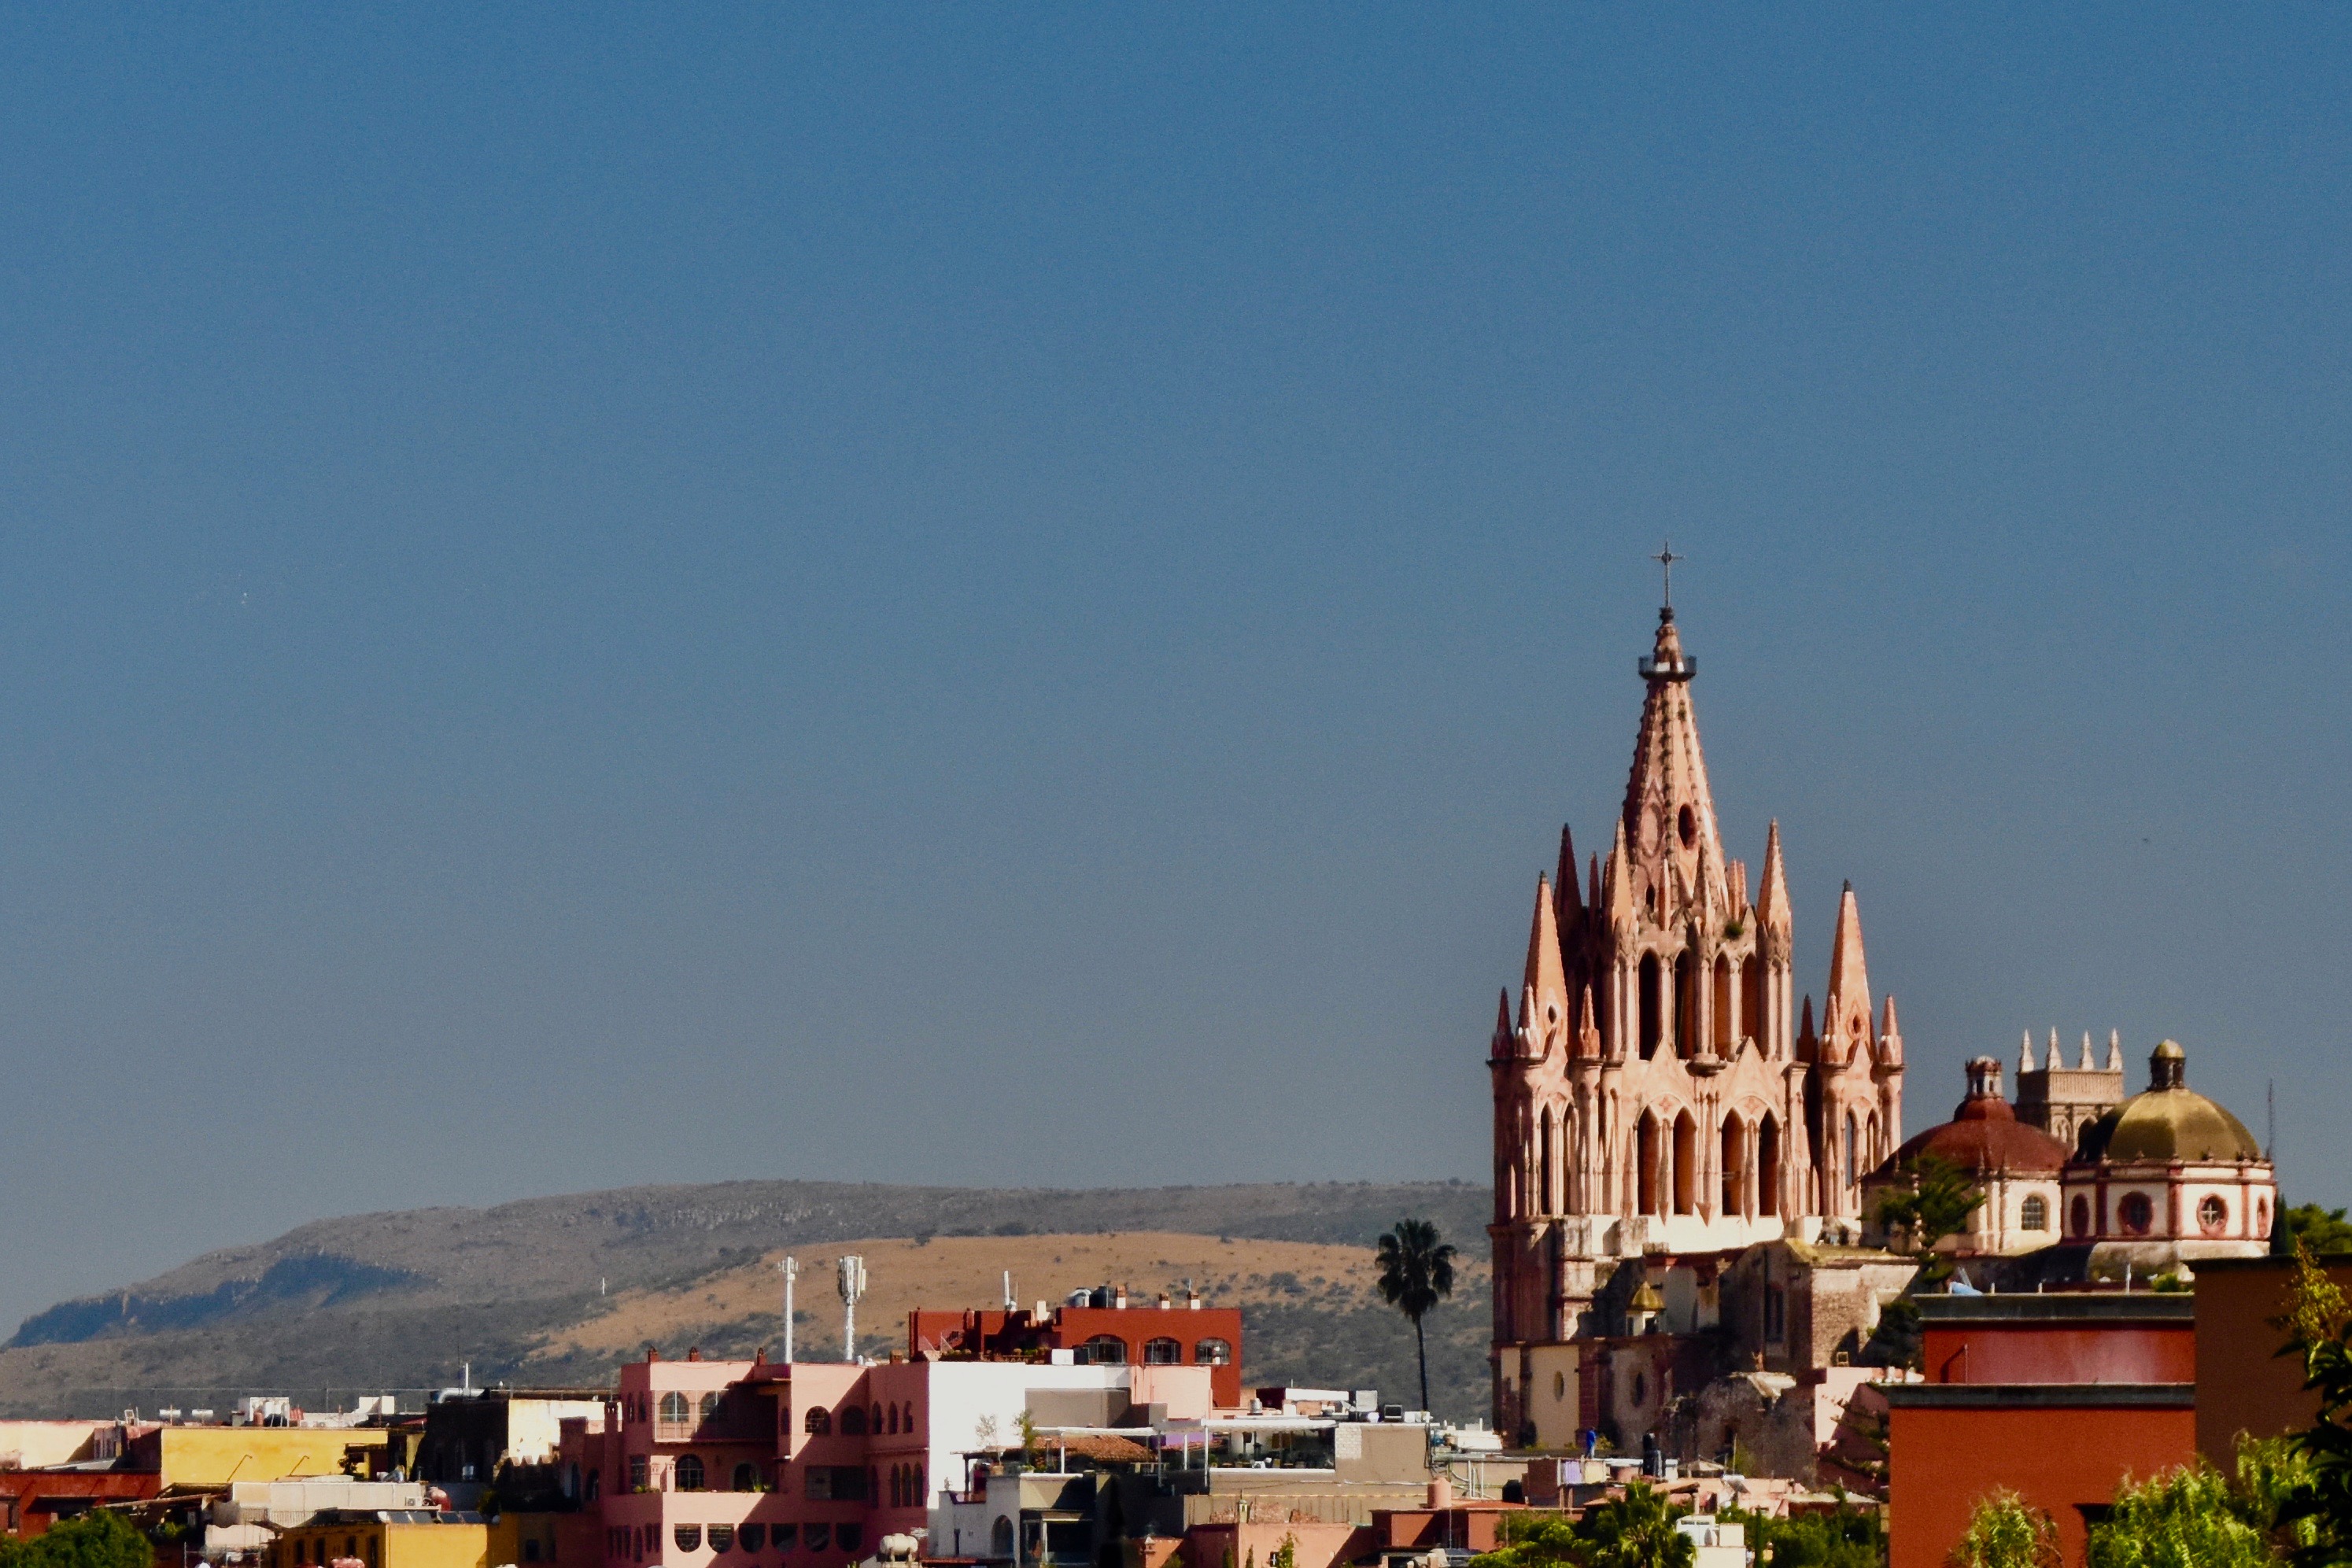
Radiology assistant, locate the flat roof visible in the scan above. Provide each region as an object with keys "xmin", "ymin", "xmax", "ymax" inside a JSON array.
[
  {"xmin": 1881, "ymin": 1382, "xmax": 2191, "ymax": 1409},
  {"xmin": 1914, "ymin": 1293, "xmax": 2196, "ymax": 1323}
]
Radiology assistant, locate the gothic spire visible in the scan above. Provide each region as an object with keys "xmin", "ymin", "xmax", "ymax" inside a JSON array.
[
  {"xmin": 1622, "ymin": 609, "xmax": 1726, "ymax": 894},
  {"xmin": 1519, "ymin": 873, "xmax": 1568, "ymax": 1039},
  {"xmin": 1756, "ymin": 821, "xmax": 1792, "ymax": 939},
  {"xmin": 1823, "ymin": 881, "xmax": 1871, "ymax": 1037},
  {"xmin": 1556, "ymin": 826, "xmax": 1582, "ymax": 921}
]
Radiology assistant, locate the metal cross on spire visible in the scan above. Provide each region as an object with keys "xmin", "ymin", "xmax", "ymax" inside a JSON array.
[{"xmin": 1652, "ymin": 540, "xmax": 1684, "ymax": 610}]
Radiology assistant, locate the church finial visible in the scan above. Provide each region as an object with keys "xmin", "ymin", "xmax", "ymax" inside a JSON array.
[
  {"xmin": 2020, "ymin": 1031, "xmax": 2035, "ymax": 1076},
  {"xmin": 1651, "ymin": 540, "xmax": 1684, "ymax": 621}
]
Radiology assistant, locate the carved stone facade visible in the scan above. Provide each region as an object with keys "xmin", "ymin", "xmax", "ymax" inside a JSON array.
[{"xmin": 1487, "ymin": 606, "xmax": 1907, "ymax": 1440}]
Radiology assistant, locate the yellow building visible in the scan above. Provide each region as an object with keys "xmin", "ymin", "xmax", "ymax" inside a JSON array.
[
  {"xmin": 144, "ymin": 1427, "xmax": 390, "ymax": 1489},
  {"xmin": 272, "ymin": 1510, "xmax": 489, "ymax": 1568}
]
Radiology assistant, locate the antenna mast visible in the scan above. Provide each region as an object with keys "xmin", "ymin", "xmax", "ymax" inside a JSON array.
[
  {"xmin": 780, "ymin": 1257, "xmax": 799, "ymax": 1365},
  {"xmin": 837, "ymin": 1255, "xmax": 868, "ymax": 1364}
]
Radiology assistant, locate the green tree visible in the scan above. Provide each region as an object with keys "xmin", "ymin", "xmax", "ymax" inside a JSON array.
[
  {"xmin": 0, "ymin": 1512, "xmax": 155, "ymax": 1568},
  {"xmin": 1719, "ymin": 1501, "xmax": 1883, "ymax": 1568},
  {"xmin": 1375, "ymin": 1217, "xmax": 1457, "ymax": 1414},
  {"xmin": 2085, "ymin": 1463, "xmax": 2276, "ymax": 1568},
  {"xmin": 1951, "ymin": 1490, "xmax": 2061, "ymax": 1568},
  {"xmin": 1472, "ymin": 1514, "xmax": 1586, "ymax": 1568},
  {"xmin": 1869, "ymin": 1153, "xmax": 1984, "ymax": 1286},
  {"xmin": 2289, "ymin": 1206, "xmax": 2352, "ymax": 1256},
  {"xmin": 2274, "ymin": 1240, "xmax": 2352, "ymax": 1565},
  {"xmin": 1578, "ymin": 1483, "xmax": 1694, "ymax": 1568}
]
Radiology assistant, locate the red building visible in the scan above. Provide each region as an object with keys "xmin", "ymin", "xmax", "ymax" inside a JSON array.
[
  {"xmin": 906, "ymin": 1295, "xmax": 1244, "ymax": 1408},
  {"xmin": 1882, "ymin": 1293, "xmax": 2195, "ymax": 1568}
]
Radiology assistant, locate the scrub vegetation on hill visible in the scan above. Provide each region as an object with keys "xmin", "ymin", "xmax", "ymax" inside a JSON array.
[{"xmin": 0, "ymin": 1180, "xmax": 1493, "ymax": 1421}]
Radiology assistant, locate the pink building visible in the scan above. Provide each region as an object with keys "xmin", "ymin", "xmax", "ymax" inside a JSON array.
[{"xmin": 577, "ymin": 1345, "xmax": 1216, "ymax": 1568}]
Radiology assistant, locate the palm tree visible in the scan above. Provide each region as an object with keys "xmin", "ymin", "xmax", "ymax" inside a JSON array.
[{"xmin": 1375, "ymin": 1217, "xmax": 1457, "ymax": 1414}]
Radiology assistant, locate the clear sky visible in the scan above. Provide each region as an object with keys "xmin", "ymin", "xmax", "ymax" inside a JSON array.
[{"xmin": 0, "ymin": 6, "xmax": 2346, "ymax": 1330}]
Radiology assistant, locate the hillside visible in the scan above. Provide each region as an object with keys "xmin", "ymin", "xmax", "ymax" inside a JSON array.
[{"xmin": 0, "ymin": 1180, "xmax": 1494, "ymax": 1420}]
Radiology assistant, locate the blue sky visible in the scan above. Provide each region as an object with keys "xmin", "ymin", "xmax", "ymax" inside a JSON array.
[{"xmin": 0, "ymin": 6, "xmax": 2346, "ymax": 1333}]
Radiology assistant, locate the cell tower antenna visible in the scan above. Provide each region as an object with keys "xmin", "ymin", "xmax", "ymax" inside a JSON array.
[
  {"xmin": 780, "ymin": 1257, "xmax": 799, "ymax": 1365},
  {"xmin": 837, "ymin": 1255, "xmax": 868, "ymax": 1364}
]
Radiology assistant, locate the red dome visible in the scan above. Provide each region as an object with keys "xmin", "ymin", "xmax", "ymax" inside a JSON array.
[{"xmin": 1882, "ymin": 1088, "xmax": 2070, "ymax": 1178}]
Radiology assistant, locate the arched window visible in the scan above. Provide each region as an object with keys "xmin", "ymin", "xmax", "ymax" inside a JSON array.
[
  {"xmin": 1538, "ymin": 1111, "xmax": 1554, "ymax": 1216},
  {"xmin": 585, "ymin": 1469, "xmax": 600, "ymax": 1501},
  {"xmin": 1142, "ymin": 1337, "xmax": 1182, "ymax": 1365},
  {"xmin": 699, "ymin": 1393, "xmax": 722, "ymax": 1425},
  {"xmin": 1712, "ymin": 955, "xmax": 1732, "ymax": 1052},
  {"xmin": 991, "ymin": 1519, "xmax": 1015, "ymax": 1559},
  {"xmin": 1082, "ymin": 1334, "xmax": 1128, "ymax": 1364},
  {"xmin": 775, "ymin": 1526, "xmax": 797, "ymax": 1551},
  {"xmin": 1757, "ymin": 1116, "xmax": 1781, "ymax": 1217},
  {"xmin": 740, "ymin": 1527, "xmax": 766, "ymax": 1553},
  {"xmin": 1193, "ymin": 1337, "xmax": 1231, "ymax": 1365},
  {"xmin": 2070, "ymin": 1196, "xmax": 2092, "ymax": 1237},
  {"xmin": 1741, "ymin": 954, "xmax": 1763, "ymax": 1048},
  {"xmin": 1843, "ymin": 1113, "xmax": 1858, "ymax": 1187},
  {"xmin": 888, "ymin": 1466, "xmax": 901, "ymax": 1507},
  {"xmin": 804, "ymin": 1526, "xmax": 830, "ymax": 1554},
  {"xmin": 1672, "ymin": 1112, "xmax": 1697, "ymax": 1216},
  {"xmin": 708, "ymin": 1526, "xmax": 736, "ymax": 1554},
  {"xmin": 840, "ymin": 1404, "xmax": 866, "ymax": 1435},
  {"xmin": 2020, "ymin": 1195, "xmax": 2048, "ymax": 1232},
  {"xmin": 2120, "ymin": 1193, "xmax": 2154, "ymax": 1236},
  {"xmin": 674, "ymin": 1526, "xmax": 703, "ymax": 1553},
  {"xmin": 914, "ymin": 1463, "xmax": 925, "ymax": 1506},
  {"xmin": 659, "ymin": 1392, "xmax": 691, "ymax": 1425},
  {"xmin": 870, "ymin": 1404, "xmax": 884, "ymax": 1434},
  {"xmin": 886, "ymin": 1404, "xmax": 899, "ymax": 1435},
  {"xmin": 733, "ymin": 1462, "xmax": 757, "ymax": 1492},
  {"xmin": 2258, "ymin": 1198, "xmax": 2272, "ymax": 1236},
  {"xmin": 1719, "ymin": 1115, "xmax": 1745, "ymax": 1216},
  {"xmin": 674, "ymin": 1454, "xmax": 705, "ymax": 1492},
  {"xmin": 1637, "ymin": 1113, "xmax": 1660, "ymax": 1216},
  {"xmin": 803, "ymin": 1406, "xmax": 831, "ymax": 1434},
  {"xmin": 2199, "ymin": 1195, "xmax": 2228, "ymax": 1234},
  {"xmin": 1674, "ymin": 950, "xmax": 1698, "ymax": 1056},
  {"xmin": 1638, "ymin": 954, "xmax": 1662, "ymax": 1058}
]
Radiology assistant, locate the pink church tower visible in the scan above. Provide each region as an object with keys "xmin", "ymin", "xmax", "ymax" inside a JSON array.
[{"xmin": 1486, "ymin": 596, "xmax": 1905, "ymax": 1437}]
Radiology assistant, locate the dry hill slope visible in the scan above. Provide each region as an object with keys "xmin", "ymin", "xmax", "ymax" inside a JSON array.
[{"xmin": 0, "ymin": 1180, "xmax": 1493, "ymax": 1419}]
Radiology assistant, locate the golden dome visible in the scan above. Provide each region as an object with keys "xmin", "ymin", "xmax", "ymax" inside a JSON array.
[{"xmin": 2077, "ymin": 1040, "xmax": 2262, "ymax": 1164}]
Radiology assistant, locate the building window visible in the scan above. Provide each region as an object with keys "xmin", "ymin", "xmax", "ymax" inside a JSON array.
[
  {"xmin": 836, "ymin": 1527, "xmax": 862, "ymax": 1555},
  {"xmin": 775, "ymin": 1526, "xmax": 797, "ymax": 1551},
  {"xmin": 708, "ymin": 1526, "xmax": 735, "ymax": 1554},
  {"xmin": 1552, "ymin": 1371, "xmax": 1566, "ymax": 1401},
  {"xmin": 840, "ymin": 1405, "xmax": 867, "ymax": 1436},
  {"xmin": 885, "ymin": 1404, "xmax": 899, "ymax": 1435},
  {"xmin": 733, "ymin": 1462, "xmax": 757, "ymax": 1492},
  {"xmin": 1194, "ymin": 1338, "xmax": 1231, "ymax": 1365},
  {"xmin": 586, "ymin": 1469, "xmax": 600, "ymax": 1501},
  {"xmin": 2020, "ymin": 1196, "xmax": 2047, "ymax": 1232},
  {"xmin": 1142, "ymin": 1337, "xmax": 1181, "ymax": 1365},
  {"xmin": 659, "ymin": 1392, "xmax": 692, "ymax": 1424},
  {"xmin": 804, "ymin": 1407, "xmax": 831, "ymax": 1435},
  {"xmin": 524, "ymin": 1541, "xmax": 541, "ymax": 1562},
  {"xmin": 2119, "ymin": 1193, "xmax": 2154, "ymax": 1236},
  {"xmin": 804, "ymin": 1526, "xmax": 830, "ymax": 1554},
  {"xmin": 2199, "ymin": 1195, "xmax": 2228, "ymax": 1234},
  {"xmin": 991, "ymin": 1519, "xmax": 1014, "ymax": 1559},
  {"xmin": 629, "ymin": 1456, "xmax": 648, "ymax": 1492},
  {"xmin": 1082, "ymin": 1335, "xmax": 1128, "ymax": 1365},
  {"xmin": 674, "ymin": 1528, "xmax": 703, "ymax": 1554},
  {"xmin": 1764, "ymin": 1285, "xmax": 1785, "ymax": 1343},
  {"xmin": 700, "ymin": 1393, "xmax": 723, "ymax": 1424},
  {"xmin": 2259, "ymin": 1198, "xmax": 2272, "ymax": 1236},
  {"xmin": 2070, "ymin": 1196, "xmax": 2092, "ymax": 1238},
  {"xmin": 740, "ymin": 1527, "xmax": 766, "ymax": 1553},
  {"xmin": 675, "ymin": 1454, "xmax": 706, "ymax": 1492}
]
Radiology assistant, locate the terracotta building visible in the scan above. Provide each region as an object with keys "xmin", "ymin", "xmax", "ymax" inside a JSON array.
[{"xmin": 1486, "ymin": 601, "xmax": 1907, "ymax": 1442}]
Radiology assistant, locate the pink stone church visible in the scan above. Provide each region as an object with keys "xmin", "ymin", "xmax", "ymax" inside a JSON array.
[{"xmin": 1485, "ymin": 600, "xmax": 1910, "ymax": 1445}]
